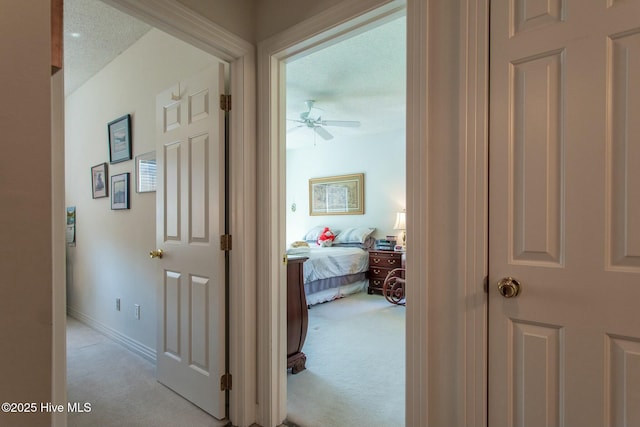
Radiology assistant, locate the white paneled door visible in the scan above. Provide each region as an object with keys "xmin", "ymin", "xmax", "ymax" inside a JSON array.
[
  {"xmin": 155, "ymin": 63, "xmax": 227, "ymax": 419},
  {"xmin": 489, "ymin": 1, "xmax": 640, "ymax": 426}
]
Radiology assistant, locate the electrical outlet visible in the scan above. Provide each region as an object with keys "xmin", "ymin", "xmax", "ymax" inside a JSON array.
[
  {"xmin": 134, "ymin": 304, "xmax": 140, "ymax": 319},
  {"xmin": 116, "ymin": 298, "xmax": 121, "ymax": 311}
]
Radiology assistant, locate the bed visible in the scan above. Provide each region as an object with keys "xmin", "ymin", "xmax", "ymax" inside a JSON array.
[{"xmin": 287, "ymin": 226, "xmax": 374, "ymax": 306}]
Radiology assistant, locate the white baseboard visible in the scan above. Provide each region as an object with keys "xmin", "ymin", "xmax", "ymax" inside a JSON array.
[{"xmin": 67, "ymin": 306, "xmax": 157, "ymax": 363}]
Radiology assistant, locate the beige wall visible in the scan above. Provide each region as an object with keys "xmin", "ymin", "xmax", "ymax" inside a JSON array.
[
  {"xmin": 177, "ymin": 0, "xmax": 256, "ymax": 42},
  {"xmin": 174, "ymin": 0, "xmax": 348, "ymax": 42},
  {"xmin": 0, "ymin": 2, "xmax": 53, "ymax": 427},
  {"xmin": 255, "ymin": 0, "xmax": 345, "ymax": 41}
]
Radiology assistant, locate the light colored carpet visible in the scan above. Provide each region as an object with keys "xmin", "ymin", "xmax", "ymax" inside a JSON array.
[
  {"xmin": 66, "ymin": 317, "xmax": 226, "ymax": 427},
  {"xmin": 286, "ymin": 292, "xmax": 405, "ymax": 427}
]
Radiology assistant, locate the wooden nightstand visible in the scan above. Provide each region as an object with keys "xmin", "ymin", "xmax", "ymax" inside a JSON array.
[{"xmin": 368, "ymin": 250, "xmax": 404, "ymax": 294}]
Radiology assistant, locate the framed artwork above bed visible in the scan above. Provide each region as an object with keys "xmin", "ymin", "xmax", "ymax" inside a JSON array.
[{"xmin": 309, "ymin": 173, "xmax": 364, "ymax": 215}]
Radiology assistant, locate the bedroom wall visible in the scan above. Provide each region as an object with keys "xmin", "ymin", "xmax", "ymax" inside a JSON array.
[
  {"xmin": 286, "ymin": 129, "xmax": 406, "ymax": 244},
  {"xmin": 65, "ymin": 28, "xmax": 219, "ymax": 355}
]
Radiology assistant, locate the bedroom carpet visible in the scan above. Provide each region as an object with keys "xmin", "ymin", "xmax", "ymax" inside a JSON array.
[
  {"xmin": 286, "ymin": 292, "xmax": 405, "ymax": 427},
  {"xmin": 66, "ymin": 317, "xmax": 226, "ymax": 427}
]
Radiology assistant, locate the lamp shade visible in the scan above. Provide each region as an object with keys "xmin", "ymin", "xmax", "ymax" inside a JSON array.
[{"xmin": 393, "ymin": 211, "xmax": 406, "ymax": 230}]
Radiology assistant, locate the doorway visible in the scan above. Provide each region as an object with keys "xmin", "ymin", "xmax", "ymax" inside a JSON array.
[
  {"xmin": 257, "ymin": 1, "xmax": 490, "ymax": 425},
  {"xmin": 61, "ymin": 0, "xmax": 255, "ymax": 425},
  {"xmin": 64, "ymin": 3, "xmax": 227, "ymax": 423},
  {"xmin": 283, "ymin": 16, "xmax": 406, "ymax": 427}
]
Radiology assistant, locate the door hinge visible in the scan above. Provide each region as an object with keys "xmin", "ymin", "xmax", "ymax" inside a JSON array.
[
  {"xmin": 220, "ymin": 373, "xmax": 232, "ymax": 391},
  {"xmin": 220, "ymin": 234, "xmax": 232, "ymax": 251},
  {"xmin": 219, "ymin": 94, "xmax": 231, "ymax": 112}
]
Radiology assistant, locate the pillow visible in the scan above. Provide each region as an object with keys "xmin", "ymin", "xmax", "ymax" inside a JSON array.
[
  {"xmin": 287, "ymin": 240, "xmax": 311, "ymax": 255},
  {"xmin": 333, "ymin": 236, "xmax": 375, "ymax": 249},
  {"xmin": 290, "ymin": 240, "xmax": 310, "ymax": 248},
  {"xmin": 334, "ymin": 227, "xmax": 375, "ymax": 245},
  {"xmin": 317, "ymin": 227, "xmax": 336, "ymax": 247},
  {"xmin": 302, "ymin": 226, "xmax": 326, "ymax": 243}
]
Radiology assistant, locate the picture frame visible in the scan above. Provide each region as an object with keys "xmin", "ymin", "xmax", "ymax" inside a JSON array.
[
  {"xmin": 108, "ymin": 114, "xmax": 132, "ymax": 164},
  {"xmin": 136, "ymin": 151, "xmax": 156, "ymax": 193},
  {"xmin": 91, "ymin": 162, "xmax": 108, "ymax": 198},
  {"xmin": 309, "ymin": 173, "xmax": 364, "ymax": 215},
  {"xmin": 111, "ymin": 173, "xmax": 130, "ymax": 210},
  {"xmin": 66, "ymin": 206, "xmax": 76, "ymax": 247}
]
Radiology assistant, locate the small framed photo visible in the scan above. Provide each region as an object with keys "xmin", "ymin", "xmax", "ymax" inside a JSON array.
[
  {"xmin": 91, "ymin": 162, "xmax": 108, "ymax": 198},
  {"xmin": 136, "ymin": 151, "xmax": 157, "ymax": 193},
  {"xmin": 108, "ymin": 114, "xmax": 132, "ymax": 164},
  {"xmin": 111, "ymin": 173, "xmax": 130, "ymax": 210}
]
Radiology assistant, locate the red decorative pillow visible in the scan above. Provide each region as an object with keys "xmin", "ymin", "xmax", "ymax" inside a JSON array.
[{"xmin": 317, "ymin": 227, "xmax": 335, "ymax": 247}]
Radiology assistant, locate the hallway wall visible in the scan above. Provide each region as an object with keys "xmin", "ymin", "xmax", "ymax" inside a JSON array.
[{"xmin": 0, "ymin": 3, "xmax": 53, "ymax": 427}]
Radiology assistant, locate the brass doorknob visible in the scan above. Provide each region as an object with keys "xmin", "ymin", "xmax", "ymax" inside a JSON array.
[
  {"xmin": 149, "ymin": 249, "xmax": 164, "ymax": 259},
  {"xmin": 497, "ymin": 277, "xmax": 520, "ymax": 298}
]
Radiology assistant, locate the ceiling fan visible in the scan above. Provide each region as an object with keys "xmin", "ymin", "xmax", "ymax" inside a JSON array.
[{"xmin": 287, "ymin": 100, "xmax": 361, "ymax": 141}]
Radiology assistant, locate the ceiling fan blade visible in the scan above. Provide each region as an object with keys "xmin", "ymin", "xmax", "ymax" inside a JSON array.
[
  {"xmin": 321, "ymin": 120, "xmax": 361, "ymax": 128},
  {"xmin": 314, "ymin": 126, "xmax": 333, "ymax": 140}
]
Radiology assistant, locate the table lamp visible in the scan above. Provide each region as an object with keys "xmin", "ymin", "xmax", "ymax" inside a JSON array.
[{"xmin": 393, "ymin": 210, "xmax": 406, "ymax": 249}]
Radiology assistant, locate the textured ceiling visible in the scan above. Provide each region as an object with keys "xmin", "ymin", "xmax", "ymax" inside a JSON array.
[
  {"xmin": 63, "ymin": 0, "xmax": 151, "ymax": 96},
  {"xmin": 63, "ymin": 1, "xmax": 406, "ymax": 147},
  {"xmin": 286, "ymin": 16, "xmax": 406, "ymax": 149}
]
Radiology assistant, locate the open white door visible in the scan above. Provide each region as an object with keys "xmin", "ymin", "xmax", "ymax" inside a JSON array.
[
  {"xmin": 154, "ymin": 63, "xmax": 227, "ymax": 418},
  {"xmin": 490, "ymin": 1, "xmax": 640, "ymax": 426}
]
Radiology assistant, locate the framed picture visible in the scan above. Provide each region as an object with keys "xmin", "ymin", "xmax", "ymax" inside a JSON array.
[
  {"xmin": 136, "ymin": 151, "xmax": 157, "ymax": 193},
  {"xmin": 309, "ymin": 173, "xmax": 364, "ymax": 215},
  {"xmin": 66, "ymin": 206, "xmax": 76, "ymax": 247},
  {"xmin": 108, "ymin": 114, "xmax": 132, "ymax": 164},
  {"xmin": 91, "ymin": 162, "xmax": 108, "ymax": 198},
  {"xmin": 111, "ymin": 173, "xmax": 130, "ymax": 210}
]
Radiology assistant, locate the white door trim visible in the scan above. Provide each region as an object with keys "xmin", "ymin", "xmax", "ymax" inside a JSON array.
[
  {"xmin": 257, "ymin": 3, "xmax": 407, "ymax": 424},
  {"xmin": 101, "ymin": 1, "xmax": 257, "ymax": 425},
  {"xmin": 258, "ymin": 5, "xmax": 404, "ymax": 426},
  {"xmin": 52, "ymin": 70, "xmax": 67, "ymax": 427},
  {"xmin": 257, "ymin": 0, "xmax": 488, "ymax": 426},
  {"xmin": 405, "ymin": 1, "xmax": 489, "ymax": 423},
  {"xmin": 456, "ymin": 1, "xmax": 489, "ymax": 424}
]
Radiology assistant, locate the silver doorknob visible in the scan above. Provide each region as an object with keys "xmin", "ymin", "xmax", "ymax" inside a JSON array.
[
  {"xmin": 497, "ymin": 277, "xmax": 520, "ymax": 298},
  {"xmin": 149, "ymin": 249, "xmax": 164, "ymax": 259}
]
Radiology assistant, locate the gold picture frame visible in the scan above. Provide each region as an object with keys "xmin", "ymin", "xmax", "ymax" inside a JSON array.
[{"xmin": 309, "ymin": 173, "xmax": 364, "ymax": 216}]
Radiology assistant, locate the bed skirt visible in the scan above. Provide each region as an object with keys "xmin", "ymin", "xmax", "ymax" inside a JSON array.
[{"xmin": 304, "ymin": 273, "xmax": 367, "ymax": 306}]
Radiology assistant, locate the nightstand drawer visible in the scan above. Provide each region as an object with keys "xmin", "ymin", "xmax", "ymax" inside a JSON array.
[
  {"xmin": 368, "ymin": 250, "xmax": 404, "ymax": 294},
  {"xmin": 369, "ymin": 266, "xmax": 403, "ymax": 279},
  {"xmin": 369, "ymin": 252, "xmax": 402, "ymax": 268}
]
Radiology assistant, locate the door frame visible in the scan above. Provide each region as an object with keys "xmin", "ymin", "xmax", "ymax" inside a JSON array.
[
  {"xmin": 257, "ymin": 0, "xmax": 489, "ymax": 426},
  {"xmin": 100, "ymin": 1, "xmax": 257, "ymax": 425}
]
